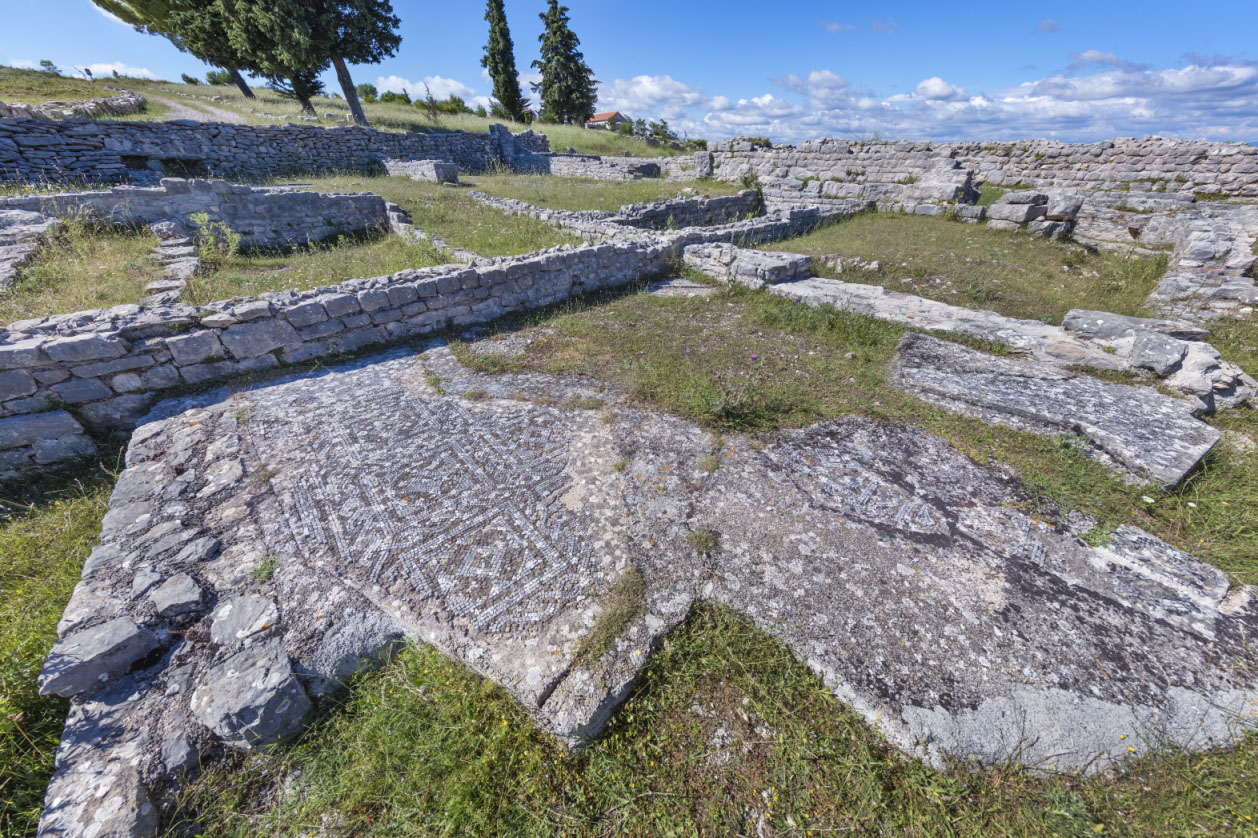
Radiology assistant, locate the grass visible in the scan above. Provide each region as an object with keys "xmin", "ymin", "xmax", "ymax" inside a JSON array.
[
  {"xmin": 452, "ymin": 281, "xmax": 1258, "ymax": 584},
  {"xmin": 183, "ymin": 231, "xmax": 451, "ymax": 306},
  {"xmin": 287, "ymin": 174, "xmax": 581, "ymax": 256},
  {"xmin": 0, "ymin": 448, "xmax": 122, "ymax": 836},
  {"xmin": 766, "ymin": 212, "xmax": 1168, "ymax": 324},
  {"xmin": 0, "ymin": 67, "xmax": 171, "ymax": 121},
  {"xmin": 0, "ymin": 219, "xmax": 162, "ymax": 325},
  {"xmin": 466, "ymin": 173, "xmax": 741, "ymax": 213},
  {"xmin": 162, "ymin": 604, "xmax": 1258, "ymax": 837},
  {"xmin": 577, "ymin": 567, "xmax": 646, "ymax": 663}
]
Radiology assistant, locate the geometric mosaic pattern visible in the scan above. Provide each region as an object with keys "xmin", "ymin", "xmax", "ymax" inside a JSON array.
[{"xmin": 246, "ymin": 364, "xmax": 597, "ymax": 633}]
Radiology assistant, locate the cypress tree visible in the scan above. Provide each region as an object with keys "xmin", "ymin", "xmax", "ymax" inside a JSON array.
[
  {"xmin": 530, "ymin": 0, "xmax": 597, "ymax": 125},
  {"xmin": 481, "ymin": 0, "xmax": 528, "ymax": 123}
]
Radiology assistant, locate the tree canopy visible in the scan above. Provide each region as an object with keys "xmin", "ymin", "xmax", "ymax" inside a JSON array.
[{"xmin": 531, "ymin": 0, "xmax": 597, "ymax": 125}]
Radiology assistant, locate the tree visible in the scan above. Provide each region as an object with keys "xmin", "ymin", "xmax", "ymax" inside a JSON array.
[
  {"xmin": 378, "ymin": 89, "xmax": 410, "ymax": 105},
  {"xmin": 267, "ymin": 69, "xmax": 325, "ymax": 116},
  {"xmin": 531, "ymin": 1, "xmax": 597, "ymax": 124},
  {"xmin": 216, "ymin": 0, "xmax": 401, "ymax": 128},
  {"xmin": 481, "ymin": 0, "xmax": 528, "ymax": 123},
  {"xmin": 180, "ymin": 73, "xmax": 200, "ymax": 84},
  {"xmin": 355, "ymin": 82, "xmax": 378, "ymax": 102},
  {"xmin": 93, "ymin": 0, "xmax": 256, "ymax": 98},
  {"xmin": 205, "ymin": 68, "xmax": 234, "ymax": 85},
  {"xmin": 39, "ymin": 60, "xmax": 60, "ymax": 74}
]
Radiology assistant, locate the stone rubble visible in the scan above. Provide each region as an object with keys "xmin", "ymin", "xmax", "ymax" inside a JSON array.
[{"xmin": 0, "ymin": 90, "xmax": 147, "ymax": 121}]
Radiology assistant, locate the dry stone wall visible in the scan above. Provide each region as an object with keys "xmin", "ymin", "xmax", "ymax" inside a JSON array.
[
  {"xmin": 0, "ymin": 178, "xmax": 388, "ymax": 250},
  {"xmin": 0, "ymin": 119, "xmax": 548, "ymax": 184},
  {"xmin": 712, "ymin": 136, "xmax": 1258, "ymax": 199},
  {"xmin": 0, "ymin": 90, "xmax": 147, "ymax": 121}
]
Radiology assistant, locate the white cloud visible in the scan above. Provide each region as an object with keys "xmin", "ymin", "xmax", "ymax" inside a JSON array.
[
  {"xmin": 658, "ymin": 55, "xmax": 1258, "ymax": 145},
  {"xmin": 870, "ymin": 19, "xmax": 899, "ymax": 34},
  {"xmin": 596, "ymin": 74, "xmax": 704, "ymax": 121},
  {"xmin": 8, "ymin": 59, "xmax": 39, "ymax": 70},
  {"xmin": 84, "ymin": 62, "xmax": 156, "ymax": 79},
  {"xmin": 822, "ymin": 21, "xmax": 858, "ymax": 32},
  {"xmin": 1036, "ymin": 19, "xmax": 1059, "ymax": 33},
  {"xmin": 376, "ymin": 74, "xmax": 476, "ymax": 101}
]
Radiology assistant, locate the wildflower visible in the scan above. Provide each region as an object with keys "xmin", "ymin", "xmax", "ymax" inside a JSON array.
[
  {"xmin": 751, "ymin": 354, "xmax": 759, "ymax": 360},
  {"xmin": 1141, "ymin": 495, "xmax": 1155, "ymax": 504}
]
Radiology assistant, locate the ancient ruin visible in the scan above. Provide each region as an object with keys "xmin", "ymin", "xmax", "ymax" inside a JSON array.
[{"xmin": 2, "ymin": 110, "xmax": 1256, "ymax": 836}]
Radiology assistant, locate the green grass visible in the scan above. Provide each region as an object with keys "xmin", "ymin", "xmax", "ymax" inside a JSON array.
[
  {"xmin": 184, "ymin": 231, "xmax": 451, "ymax": 306},
  {"xmin": 466, "ymin": 173, "xmax": 741, "ymax": 213},
  {"xmin": 288, "ymin": 174, "xmax": 581, "ymax": 256},
  {"xmin": 766, "ymin": 212, "xmax": 1168, "ymax": 323},
  {"xmin": 0, "ymin": 449, "xmax": 122, "ymax": 836},
  {"xmin": 0, "ymin": 67, "xmax": 171, "ymax": 121},
  {"xmin": 576, "ymin": 567, "xmax": 646, "ymax": 663},
  {"xmin": 452, "ymin": 282, "xmax": 1258, "ymax": 584},
  {"xmin": 0, "ymin": 219, "xmax": 162, "ymax": 325},
  {"xmin": 164, "ymin": 604, "xmax": 1258, "ymax": 837}
]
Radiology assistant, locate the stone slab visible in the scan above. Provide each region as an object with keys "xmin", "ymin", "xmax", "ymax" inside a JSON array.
[{"xmin": 890, "ymin": 332, "xmax": 1219, "ymax": 488}]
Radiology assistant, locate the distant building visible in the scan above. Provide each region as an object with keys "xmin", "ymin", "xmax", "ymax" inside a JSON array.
[{"xmin": 585, "ymin": 111, "xmax": 630, "ymax": 130}]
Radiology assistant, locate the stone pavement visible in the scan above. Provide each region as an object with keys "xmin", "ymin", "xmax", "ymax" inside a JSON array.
[{"xmin": 36, "ymin": 344, "xmax": 1258, "ymax": 836}]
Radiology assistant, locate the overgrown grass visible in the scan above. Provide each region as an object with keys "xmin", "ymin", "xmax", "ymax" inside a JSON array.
[
  {"xmin": 466, "ymin": 173, "xmax": 741, "ymax": 213},
  {"xmin": 0, "ymin": 67, "xmax": 171, "ymax": 121},
  {"xmin": 0, "ymin": 448, "xmax": 122, "ymax": 835},
  {"xmin": 767, "ymin": 212, "xmax": 1167, "ymax": 323},
  {"xmin": 288, "ymin": 174, "xmax": 581, "ymax": 256},
  {"xmin": 577, "ymin": 567, "xmax": 646, "ymax": 663},
  {"xmin": 454, "ymin": 282, "xmax": 1258, "ymax": 584},
  {"xmin": 184, "ymin": 231, "xmax": 451, "ymax": 305},
  {"xmin": 0, "ymin": 219, "xmax": 162, "ymax": 324},
  {"xmin": 165, "ymin": 604, "xmax": 1258, "ymax": 836}
]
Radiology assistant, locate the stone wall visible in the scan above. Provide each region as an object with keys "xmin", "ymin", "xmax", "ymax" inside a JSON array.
[
  {"xmin": 0, "ymin": 119, "xmax": 549, "ymax": 184},
  {"xmin": 382, "ymin": 158, "xmax": 458, "ymax": 184},
  {"xmin": 711, "ymin": 136, "xmax": 1258, "ymax": 200},
  {"xmin": 610, "ymin": 190, "xmax": 760, "ymax": 229},
  {"xmin": 1, "ymin": 178, "xmax": 388, "ymax": 250},
  {"xmin": 0, "ymin": 90, "xmax": 147, "ymax": 121}
]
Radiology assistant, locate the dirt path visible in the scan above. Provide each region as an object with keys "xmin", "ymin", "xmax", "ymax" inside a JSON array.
[{"xmin": 149, "ymin": 95, "xmax": 248, "ymax": 124}]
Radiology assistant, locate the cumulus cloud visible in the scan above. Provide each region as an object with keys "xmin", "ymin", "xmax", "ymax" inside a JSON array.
[
  {"xmin": 8, "ymin": 59, "xmax": 39, "ymax": 70},
  {"xmin": 84, "ymin": 62, "xmax": 156, "ymax": 79},
  {"xmin": 597, "ymin": 74, "xmax": 704, "ymax": 120},
  {"xmin": 822, "ymin": 21, "xmax": 859, "ymax": 32},
  {"xmin": 1036, "ymin": 19, "xmax": 1059, "ymax": 33},
  {"xmin": 662, "ymin": 55, "xmax": 1258, "ymax": 145},
  {"xmin": 1066, "ymin": 50, "xmax": 1148, "ymax": 74},
  {"xmin": 376, "ymin": 74, "xmax": 476, "ymax": 101}
]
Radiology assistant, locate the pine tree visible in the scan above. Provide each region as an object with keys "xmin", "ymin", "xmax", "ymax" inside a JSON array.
[
  {"xmin": 481, "ymin": 0, "xmax": 528, "ymax": 123},
  {"xmin": 267, "ymin": 69, "xmax": 326, "ymax": 116},
  {"xmin": 94, "ymin": 0, "xmax": 256, "ymax": 99},
  {"xmin": 530, "ymin": 0, "xmax": 597, "ymax": 125}
]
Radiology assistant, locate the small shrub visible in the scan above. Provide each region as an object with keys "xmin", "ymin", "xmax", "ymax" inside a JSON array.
[
  {"xmin": 180, "ymin": 73, "xmax": 201, "ymax": 86},
  {"xmin": 250, "ymin": 556, "xmax": 278, "ymax": 583},
  {"xmin": 188, "ymin": 212, "xmax": 241, "ymax": 271},
  {"xmin": 461, "ymin": 389, "xmax": 488, "ymax": 401},
  {"xmin": 612, "ymin": 458, "xmax": 630, "ymax": 472},
  {"xmin": 699, "ymin": 455, "xmax": 720, "ymax": 473}
]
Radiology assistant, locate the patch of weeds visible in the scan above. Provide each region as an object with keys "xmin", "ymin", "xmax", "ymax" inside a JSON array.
[
  {"xmin": 250, "ymin": 556, "xmax": 278, "ymax": 584},
  {"xmin": 230, "ymin": 405, "xmax": 253, "ymax": 423},
  {"xmin": 611, "ymin": 458, "xmax": 630, "ymax": 473},
  {"xmin": 698, "ymin": 455, "xmax": 720, "ymax": 473},
  {"xmin": 576, "ymin": 567, "xmax": 646, "ymax": 663},
  {"xmin": 189, "ymin": 211, "xmax": 242, "ymax": 270},
  {"xmin": 425, "ymin": 374, "xmax": 445, "ymax": 395},
  {"xmin": 563, "ymin": 396, "xmax": 605, "ymax": 411},
  {"xmin": 687, "ymin": 528, "xmax": 719, "ymax": 554},
  {"xmin": 461, "ymin": 389, "xmax": 488, "ymax": 402}
]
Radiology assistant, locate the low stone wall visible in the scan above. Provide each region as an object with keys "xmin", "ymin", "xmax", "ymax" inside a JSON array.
[
  {"xmin": 612, "ymin": 190, "xmax": 760, "ymax": 229},
  {"xmin": 0, "ymin": 90, "xmax": 146, "ymax": 121},
  {"xmin": 0, "ymin": 178, "xmax": 389, "ymax": 250},
  {"xmin": 0, "ymin": 119, "xmax": 549, "ymax": 184},
  {"xmin": 683, "ymin": 242, "xmax": 811, "ymax": 289},
  {"xmin": 382, "ymin": 158, "xmax": 458, "ymax": 184},
  {"xmin": 711, "ymin": 136, "xmax": 1258, "ymax": 200},
  {"xmin": 509, "ymin": 150, "xmax": 663, "ymax": 180}
]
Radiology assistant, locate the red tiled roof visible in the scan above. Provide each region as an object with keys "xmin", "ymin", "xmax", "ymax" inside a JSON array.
[{"xmin": 587, "ymin": 111, "xmax": 621, "ymax": 121}]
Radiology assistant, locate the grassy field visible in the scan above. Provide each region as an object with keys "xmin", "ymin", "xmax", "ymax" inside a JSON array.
[
  {"xmin": 0, "ymin": 67, "xmax": 171, "ymax": 121},
  {"xmin": 290, "ymin": 174, "xmax": 582, "ymax": 255},
  {"xmin": 0, "ymin": 66, "xmax": 684, "ymax": 158},
  {"xmin": 465, "ymin": 173, "xmax": 741, "ymax": 213},
  {"xmin": 765, "ymin": 212, "xmax": 1168, "ymax": 323},
  {"xmin": 0, "ymin": 220, "xmax": 162, "ymax": 324}
]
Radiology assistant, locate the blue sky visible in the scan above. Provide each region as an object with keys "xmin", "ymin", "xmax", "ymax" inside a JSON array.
[{"xmin": 4, "ymin": 0, "xmax": 1257, "ymax": 143}]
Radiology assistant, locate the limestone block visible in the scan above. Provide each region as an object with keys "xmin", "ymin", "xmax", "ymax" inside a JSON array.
[
  {"xmin": 37, "ymin": 617, "xmax": 160, "ymax": 697},
  {"xmin": 190, "ymin": 639, "xmax": 311, "ymax": 747},
  {"xmin": 166, "ymin": 331, "xmax": 225, "ymax": 366},
  {"xmin": 0, "ymin": 410, "xmax": 84, "ymax": 450},
  {"xmin": 220, "ymin": 320, "xmax": 301, "ymax": 360}
]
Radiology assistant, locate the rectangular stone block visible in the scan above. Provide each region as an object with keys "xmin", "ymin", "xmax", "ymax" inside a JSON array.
[
  {"xmin": 165, "ymin": 331, "xmax": 225, "ymax": 366},
  {"xmin": 0, "ymin": 410, "xmax": 85, "ymax": 450},
  {"xmin": 44, "ymin": 334, "xmax": 127, "ymax": 363},
  {"xmin": 220, "ymin": 320, "xmax": 301, "ymax": 360}
]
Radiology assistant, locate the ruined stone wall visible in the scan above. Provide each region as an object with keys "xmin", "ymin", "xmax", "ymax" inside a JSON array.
[
  {"xmin": 0, "ymin": 90, "xmax": 147, "ymax": 121},
  {"xmin": 711, "ymin": 137, "xmax": 1258, "ymax": 199},
  {"xmin": 0, "ymin": 178, "xmax": 387, "ymax": 250},
  {"xmin": 0, "ymin": 119, "xmax": 549, "ymax": 184},
  {"xmin": 610, "ymin": 190, "xmax": 760, "ymax": 229}
]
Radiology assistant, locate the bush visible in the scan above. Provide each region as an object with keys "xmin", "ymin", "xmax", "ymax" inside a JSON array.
[
  {"xmin": 355, "ymin": 82, "xmax": 378, "ymax": 103},
  {"xmin": 379, "ymin": 90, "xmax": 411, "ymax": 105},
  {"xmin": 39, "ymin": 59, "xmax": 59, "ymax": 74},
  {"xmin": 180, "ymin": 73, "xmax": 200, "ymax": 85},
  {"xmin": 205, "ymin": 69, "xmax": 233, "ymax": 86}
]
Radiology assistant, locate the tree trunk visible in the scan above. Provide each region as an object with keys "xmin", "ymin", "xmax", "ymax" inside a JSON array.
[
  {"xmin": 298, "ymin": 96, "xmax": 316, "ymax": 116},
  {"xmin": 331, "ymin": 54, "xmax": 369, "ymax": 127},
  {"xmin": 229, "ymin": 68, "xmax": 255, "ymax": 99}
]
